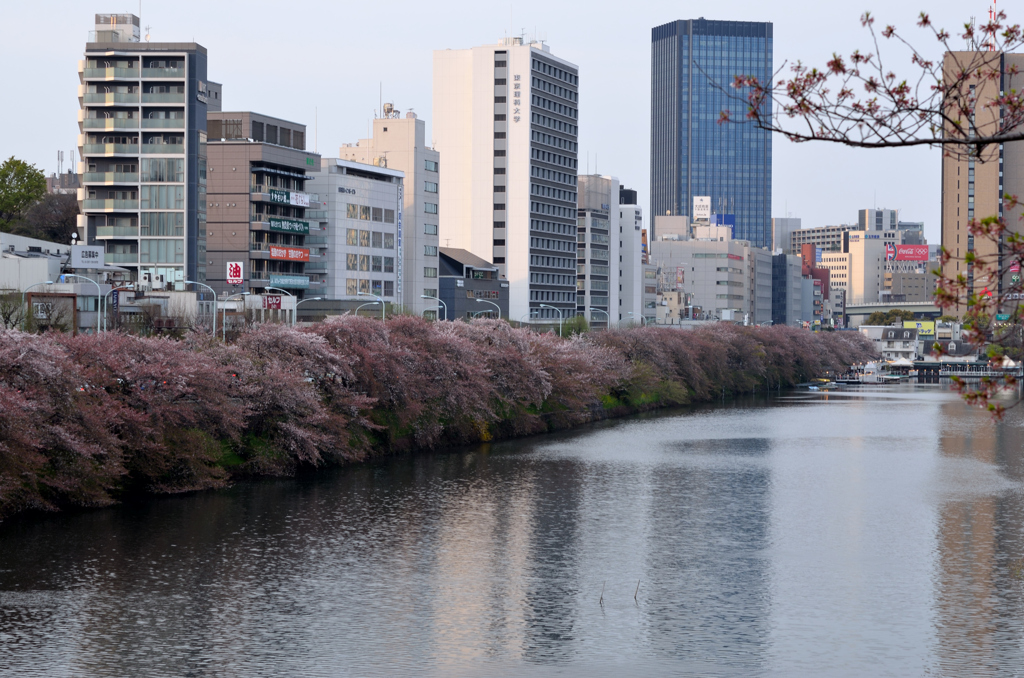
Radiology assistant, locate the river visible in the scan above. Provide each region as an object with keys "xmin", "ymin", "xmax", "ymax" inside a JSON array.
[{"xmin": 1, "ymin": 385, "xmax": 1023, "ymax": 677}]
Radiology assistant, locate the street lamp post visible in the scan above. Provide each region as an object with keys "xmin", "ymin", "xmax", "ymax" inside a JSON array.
[
  {"xmin": 21, "ymin": 281, "xmax": 54, "ymax": 331},
  {"xmin": 421, "ymin": 294, "xmax": 447, "ymax": 321},
  {"xmin": 63, "ymin": 274, "xmax": 102, "ymax": 335},
  {"xmin": 264, "ymin": 286, "xmax": 295, "ymax": 326},
  {"xmin": 589, "ymin": 307, "xmax": 609, "ymax": 329},
  {"xmin": 293, "ymin": 297, "xmax": 322, "ymax": 327},
  {"xmin": 519, "ymin": 311, "xmax": 538, "ymax": 324},
  {"xmin": 540, "ymin": 303, "xmax": 563, "ymax": 336},
  {"xmin": 184, "ymin": 280, "xmax": 217, "ymax": 337},
  {"xmin": 358, "ymin": 292, "xmax": 385, "ymax": 321},
  {"xmin": 475, "ymin": 298, "xmax": 501, "ymax": 319},
  {"xmin": 355, "ymin": 301, "xmax": 380, "ymax": 316},
  {"xmin": 102, "ymin": 286, "xmax": 133, "ymax": 332},
  {"xmin": 223, "ymin": 292, "xmax": 250, "ymax": 341}
]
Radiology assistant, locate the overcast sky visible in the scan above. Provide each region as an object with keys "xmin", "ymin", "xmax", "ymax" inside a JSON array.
[{"xmin": 2, "ymin": 0, "xmax": 974, "ymax": 244}]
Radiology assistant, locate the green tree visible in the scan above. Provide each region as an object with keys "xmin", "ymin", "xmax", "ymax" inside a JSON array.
[
  {"xmin": 15, "ymin": 193, "xmax": 79, "ymax": 244},
  {"xmin": 0, "ymin": 157, "xmax": 46, "ymax": 231},
  {"xmin": 866, "ymin": 309, "xmax": 917, "ymax": 326}
]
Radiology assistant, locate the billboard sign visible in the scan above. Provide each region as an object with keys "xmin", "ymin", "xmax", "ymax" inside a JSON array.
[
  {"xmin": 226, "ymin": 261, "xmax": 244, "ymax": 285},
  {"xmin": 268, "ymin": 218, "xmax": 310, "ymax": 235},
  {"xmin": 693, "ymin": 196, "xmax": 711, "ymax": 221},
  {"xmin": 268, "ymin": 189, "xmax": 311, "ymax": 207},
  {"xmin": 895, "ymin": 245, "xmax": 929, "ymax": 261},
  {"xmin": 1011, "ymin": 261, "xmax": 1021, "ymax": 273},
  {"xmin": 904, "ymin": 320, "xmax": 935, "ymax": 336},
  {"xmin": 269, "ymin": 246, "xmax": 310, "ymax": 262},
  {"xmin": 816, "ymin": 247, "xmax": 823, "ymax": 263},
  {"xmin": 675, "ymin": 266, "xmax": 685, "ymax": 290},
  {"xmin": 262, "ymin": 295, "xmax": 282, "ymax": 310},
  {"xmin": 71, "ymin": 244, "xmax": 105, "ymax": 269},
  {"xmin": 885, "ymin": 243, "xmax": 897, "ymax": 261},
  {"xmin": 269, "ymin": 275, "xmax": 310, "ymax": 289}
]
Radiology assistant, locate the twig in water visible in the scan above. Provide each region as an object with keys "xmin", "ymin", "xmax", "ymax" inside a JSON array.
[
  {"xmin": 634, "ymin": 579, "xmax": 640, "ymax": 604},
  {"xmin": 600, "ymin": 581, "xmax": 605, "ymax": 606}
]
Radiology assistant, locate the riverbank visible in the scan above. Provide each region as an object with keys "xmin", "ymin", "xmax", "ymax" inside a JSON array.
[{"xmin": 0, "ymin": 318, "xmax": 876, "ymax": 519}]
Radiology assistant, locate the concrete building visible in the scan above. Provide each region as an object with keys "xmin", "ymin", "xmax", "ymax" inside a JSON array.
[
  {"xmin": 654, "ymin": 215, "xmax": 690, "ymax": 240},
  {"xmin": 858, "ymin": 208, "xmax": 898, "ymax": 232},
  {"xmin": 790, "ymin": 223, "xmax": 859, "ymax": 254},
  {"xmin": 47, "ymin": 171, "xmax": 81, "ymax": 195},
  {"xmin": 307, "ymin": 159, "xmax": 404, "ymax": 304},
  {"xmin": 618, "ymin": 193, "xmax": 644, "ymax": 325},
  {"xmin": 78, "ymin": 13, "xmax": 209, "ymax": 288},
  {"xmin": 819, "ymin": 231, "xmax": 930, "ymax": 306},
  {"xmin": 433, "ymin": 37, "xmax": 579, "ymax": 327},
  {"xmin": 941, "ymin": 51, "xmax": 1024, "ymax": 315},
  {"xmin": 745, "ymin": 245, "xmax": 773, "ymax": 325},
  {"xmin": 206, "ymin": 111, "xmax": 321, "ymax": 297},
  {"xmin": 338, "ymin": 109, "xmax": 441, "ymax": 316},
  {"xmin": 884, "ymin": 269, "xmax": 938, "ymax": 303},
  {"xmin": 771, "ymin": 253, "xmax": 803, "ymax": 326},
  {"xmin": 651, "ymin": 19, "xmax": 773, "ymax": 247},
  {"xmin": 772, "ymin": 217, "xmax": 800, "ymax": 253},
  {"xmin": 642, "ymin": 262, "xmax": 659, "ymax": 323},
  {"xmin": 438, "ymin": 248, "xmax": 509, "ymax": 321},
  {"xmin": 860, "ymin": 325, "xmax": 920, "ymax": 361},
  {"xmin": 650, "ymin": 236, "xmax": 749, "ymax": 321},
  {"xmin": 576, "ymin": 175, "xmax": 619, "ymax": 328}
]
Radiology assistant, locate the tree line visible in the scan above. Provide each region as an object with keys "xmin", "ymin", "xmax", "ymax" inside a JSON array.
[{"xmin": 0, "ymin": 156, "xmax": 78, "ymax": 243}]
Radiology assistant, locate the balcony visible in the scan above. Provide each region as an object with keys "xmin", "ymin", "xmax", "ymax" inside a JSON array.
[
  {"xmin": 83, "ymin": 67, "xmax": 140, "ymax": 79},
  {"xmin": 142, "ymin": 67, "xmax": 185, "ymax": 78},
  {"xmin": 83, "ymin": 118, "xmax": 139, "ymax": 130},
  {"xmin": 141, "ymin": 144, "xmax": 184, "ymax": 154},
  {"xmin": 83, "ymin": 172, "xmax": 139, "ymax": 183},
  {"xmin": 141, "ymin": 118, "xmax": 185, "ymax": 129},
  {"xmin": 142, "ymin": 92, "xmax": 185, "ymax": 104},
  {"xmin": 83, "ymin": 199, "xmax": 139, "ymax": 211},
  {"xmin": 82, "ymin": 143, "xmax": 139, "ymax": 155},
  {"xmin": 95, "ymin": 226, "xmax": 139, "ymax": 238},
  {"xmin": 83, "ymin": 92, "xmax": 140, "ymax": 104},
  {"xmin": 106, "ymin": 252, "xmax": 139, "ymax": 264}
]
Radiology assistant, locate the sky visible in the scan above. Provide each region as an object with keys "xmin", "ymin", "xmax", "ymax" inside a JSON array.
[{"xmin": 0, "ymin": 0, "xmax": 976, "ymax": 245}]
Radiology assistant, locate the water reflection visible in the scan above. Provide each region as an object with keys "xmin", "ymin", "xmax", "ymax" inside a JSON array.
[{"xmin": 0, "ymin": 386, "xmax": 1023, "ymax": 676}]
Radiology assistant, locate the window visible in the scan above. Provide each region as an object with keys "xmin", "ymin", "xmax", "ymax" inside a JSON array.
[
  {"xmin": 425, "ymin": 203, "xmax": 438, "ymax": 215},
  {"xmin": 372, "ymin": 231, "xmax": 383, "ymax": 248},
  {"xmin": 425, "ymin": 159, "xmax": 439, "ymax": 172},
  {"xmin": 494, "ymin": 203, "xmax": 506, "ymax": 211},
  {"xmin": 494, "ymin": 186, "xmax": 506, "ymax": 192},
  {"xmin": 359, "ymin": 255, "xmax": 370, "ymax": 271},
  {"xmin": 384, "ymin": 233, "xmax": 395, "ymax": 249},
  {"xmin": 372, "ymin": 279, "xmax": 383, "ymax": 295},
  {"xmin": 384, "ymin": 209, "xmax": 395, "ymax": 223},
  {"xmin": 359, "ymin": 230, "xmax": 370, "ymax": 247},
  {"xmin": 383, "ymin": 281, "xmax": 394, "ymax": 297},
  {"xmin": 372, "ymin": 207, "xmax": 383, "ymax": 222},
  {"xmin": 346, "ymin": 254, "xmax": 358, "ymax": 270},
  {"xmin": 494, "ymin": 96, "xmax": 506, "ymax": 103},
  {"xmin": 140, "ymin": 185, "xmax": 184, "ymax": 209},
  {"xmin": 372, "ymin": 256, "xmax": 382, "ymax": 272},
  {"xmin": 141, "ymin": 212, "xmax": 183, "ymax": 236},
  {"xmin": 424, "ymin": 267, "xmax": 438, "ymax": 278},
  {"xmin": 423, "ymin": 288, "xmax": 437, "ymax": 298},
  {"xmin": 347, "ymin": 228, "xmax": 358, "ymax": 246},
  {"xmin": 424, "ymin": 223, "xmax": 438, "ymax": 235},
  {"xmin": 360, "ymin": 205, "xmax": 371, "ymax": 220},
  {"xmin": 347, "ymin": 204, "xmax": 359, "ymax": 219},
  {"xmin": 424, "ymin": 245, "xmax": 437, "ymax": 256},
  {"xmin": 424, "ymin": 181, "xmax": 438, "ymax": 193},
  {"xmin": 346, "ymin": 278, "xmax": 358, "ymax": 295},
  {"xmin": 359, "ymin": 279, "xmax": 370, "ymax": 294},
  {"xmin": 384, "ymin": 257, "xmax": 394, "ymax": 273},
  {"xmin": 139, "ymin": 239, "xmax": 184, "ymax": 263}
]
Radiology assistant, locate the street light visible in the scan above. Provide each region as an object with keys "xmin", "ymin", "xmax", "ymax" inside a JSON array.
[
  {"xmin": 358, "ymin": 291, "xmax": 385, "ymax": 321},
  {"xmin": 223, "ymin": 292, "xmax": 250, "ymax": 341},
  {"xmin": 519, "ymin": 310, "xmax": 538, "ymax": 324},
  {"xmin": 62, "ymin": 274, "xmax": 101, "ymax": 335},
  {"xmin": 293, "ymin": 297, "xmax": 322, "ymax": 327},
  {"xmin": 627, "ymin": 311, "xmax": 646, "ymax": 327},
  {"xmin": 265, "ymin": 286, "xmax": 294, "ymax": 297},
  {"xmin": 184, "ymin": 280, "xmax": 217, "ymax": 337},
  {"xmin": 421, "ymin": 294, "xmax": 447, "ymax": 321},
  {"xmin": 355, "ymin": 301, "xmax": 380, "ymax": 316},
  {"xmin": 21, "ymin": 281, "xmax": 54, "ymax": 331},
  {"xmin": 540, "ymin": 303, "xmax": 563, "ymax": 336},
  {"xmin": 475, "ymin": 298, "xmax": 501, "ymax": 319},
  {"xmin": 102, "ymin": 286, "xmax": 133, "ymax": 332},
  {"xmin": 589, "ymin": 307, "xmax": 609, "ymax": 328}
]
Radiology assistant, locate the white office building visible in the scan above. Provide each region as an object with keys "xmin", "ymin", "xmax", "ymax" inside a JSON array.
[
  {"xmin": 618, "ymin": 199, "xmax": 643, "ymax": 325},
  {"xmin": 307, "ymin": 159, "xmax": 405, "ymax": 304},
  {"xmin": 338, "ymin": 109, "xmax": 441, "ymax": 317},
  {"xmin": 433, "ymin": 37, "xmax": 579, "ymax": 326}
]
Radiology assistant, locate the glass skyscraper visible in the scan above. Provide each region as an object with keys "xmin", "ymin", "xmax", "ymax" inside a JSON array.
[{"xmin": 651, "ymin": 19, "xmax": 773, "ymax": 248}]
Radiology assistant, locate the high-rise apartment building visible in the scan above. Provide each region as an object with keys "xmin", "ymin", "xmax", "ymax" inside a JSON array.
[
  {"xmin": 618, "ymin": 190, "xmax": 644, "ymax": 325},
  {"xmin": 941, "ymin": 52, "xmax": 1024, "ymax": 312},
  {"xmin": 858, "ymin": 208, "xmax": 898, "ymax": 232},
  {"xmin": 78, "ymin": 13, "xmax": 210, "ymax": 289},
  {"xmin": 206, "ymin": 112, "xmax": 321, "ymax": 297},
  {"xmin": 576, "ymin": 175, "xmax": 620, "ymax": 328},
  {"xmin": 771, "ymin": 217, "xmax": 800, "ymax": 253},
  {"xmin": 651, "ymin": 19, "xmax": 773, "ymax": 247},
  {"xmin": 338, "ymin": 110, "xmax": 441, "ymax": 317},
  {"xmin": 433, "ymin": 37, "xmax": 579, "ymax": 325}
]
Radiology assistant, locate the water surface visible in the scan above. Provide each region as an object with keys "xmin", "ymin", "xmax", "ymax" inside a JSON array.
[{"xmin": 2, "ymin": 385, "xmax": 1024, "ymax": 676}]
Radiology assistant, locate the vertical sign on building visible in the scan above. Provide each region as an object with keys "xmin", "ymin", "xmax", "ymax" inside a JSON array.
[
  {"xmin": 396, "ymin": 183, "xmax": 403, "ymax": 301},
  {"xmin": 692, "ymin": 196, "xmax": 710, "ymax": 221},
  {"xmin": 226, "ymin": 261, "xmax": 244, "ymax": 285}
]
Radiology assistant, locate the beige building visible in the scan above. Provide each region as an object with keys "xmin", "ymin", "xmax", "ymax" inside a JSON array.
[
  {"xmin": 941, "ymin": 51, "xmax": 1024, "ymax": 314},
  {"xmin": 338, "ymin": 111, "xmax": 441, "ymax": 316},
  {"xmin": 790, "ymin": 224, "xmax": 859, "ymax": 253}
]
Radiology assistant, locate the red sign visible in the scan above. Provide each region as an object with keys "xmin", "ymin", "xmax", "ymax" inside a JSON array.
[
  {"xmin": 727, "ymin": 253, "xmax": 743, "ymax": 261},
  {"xmin": 1011, "ymin": 261, "xmax": 1021, "ymax": 273},
  {"xmin": 269, "ymin": 246, "xmax": 310, "ymax": 262},
  {"xmin": 226, "ymin": 261, "xmax": 244, "ymax": 285},
  {"xmin": 262, "ymin": 295, "xmax": 282, "ymax": 310},
  {"xmin": 895, "ymin": 245, "xmax": 928, "ymax": 261}
]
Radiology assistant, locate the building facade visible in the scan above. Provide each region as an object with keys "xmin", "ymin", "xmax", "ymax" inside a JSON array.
[
  {"xmin": 790, "ymin": 224, "xmax": 859, "ymax": 254},
  {"xmin": 651, "ymin": 19, "xmax": 773, "ymax": 247},
  {"xmin": 338, "ymin": 111, "xmax": 441, "ymax": 316},
  {"xmin": 771, "ymin": 217, "xmax": 800, "ymax": 253},
  {"xmin": 78, "ymin": 13, "xmax": 209, "ymax": 290},
  {"xmin": 618, "ymin": 194, "xmax": 644, "ymax": 325},
  {"xmin": 771, "ymin": 253, "xmax": 803, "ymax": 326},
  {"xmin": 438, "ymin": 248, "xmax": 509, "ymax": 321},
  {"xmin": 858, "ymin": 208, "xmax": 898, "ymax": 232},
  {"xmin": 307, "ymin": 159, "xmax": 404, "ymax": 304},
  {"xmin": 433, "ymin": 37, "xmax": 579, "ymax": 326},
  {"xmin": 576, "ymin": 175, "xmax": 619, "ymax": 328},
  {"xmin": 205, "ymin": 112, "xmax": 320, "ymax": 297}
]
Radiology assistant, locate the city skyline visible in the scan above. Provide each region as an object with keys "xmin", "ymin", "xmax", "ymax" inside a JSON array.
[{"xmin": 1, "ymin": 0, "xmax": 969, "ymax": 245}]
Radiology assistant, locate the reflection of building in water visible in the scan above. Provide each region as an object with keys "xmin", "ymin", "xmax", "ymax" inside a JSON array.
[{"xmin": 933, "ymin": 400, "xmax": 1024, "ymax": 675}]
